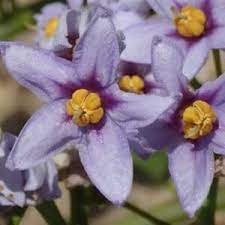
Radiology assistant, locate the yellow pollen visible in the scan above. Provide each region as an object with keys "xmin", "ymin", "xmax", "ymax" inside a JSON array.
[
  {"xmin": 174, "ymin": 5, "xmax": 207, "ymax": 37},
  {"xmin": 66, "ymin": 89, "xmax": 104, "ymax": 127},
  {"xmin": 118, "ymin": 75, "xmax": 145, "ymax": 94},
  {"xmin": 44, "ymin": 17, "xmax": 59, "ymax": 38},
  {"xmin": 182, "ymin": 100, "xmax": 217, "ymax": 140}
]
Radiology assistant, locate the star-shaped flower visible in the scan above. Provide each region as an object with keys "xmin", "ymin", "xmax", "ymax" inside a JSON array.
[
  {"xmin": 0, "ymin": 14, "xmax": 174, "ymax": 204},
  {"xmin": 122, "ymin": 0, "xmax": 225, "ymax": 79},
  {"xmin": 133, "ymin": 36, "xmax": 225, "ymax": 216}
]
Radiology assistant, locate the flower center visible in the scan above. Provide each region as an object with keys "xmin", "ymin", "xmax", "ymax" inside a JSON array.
[
  {"xmin": 44, "ymin": 17, "xmax": 59, "ymax": 38},
  {"xmin": 66, "ymin": 89, "xmax": 104, "ymax": 127},
  {"xmin": 181, "ymin": 100, "xmax": 216, "ymax": 140},
  {"xmin": 173, "ymin": 5, "xmax": 207, "ymax": 37},
  {"xmin": 118, "ymin": 75, "xmax": 145, "ymax": 94}
]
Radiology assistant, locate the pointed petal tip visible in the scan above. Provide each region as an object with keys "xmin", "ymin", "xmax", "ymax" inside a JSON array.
[
  {"xmin": 184, "ymin": 205, "xmax": 197, "ymax": 218},
  {"xmin": 5, "ymin": 157, "xmax": 16, "ymax": 171},
  {"xmin": 113, "ymin": 199, "xmax": 126, "ymax": 207},
  {"xmin": 93, "ymin": 5, "xmax": 113, "ymax": 18},
  {"xmin": 107, "ymin": 190, "xmax": 130, "ymax": 206}
]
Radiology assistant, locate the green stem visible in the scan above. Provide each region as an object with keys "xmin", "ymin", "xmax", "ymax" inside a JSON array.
[
  {"xmin": 213, "ymin": 49, "xmax": 223, "ymax": 77},
  {"xmin": 8, "ymin": 207, "xmax": 27, "ymax": 225},
  {"xmin": 36, "ymin": 201, "xmax": 67, "ymax": 225},
  {"xmin": 10, "ymin": 0, "xmax": 17, "ymax": 11},
  {"xmin": 190, "ymin": 78, "xmax": 202, "ymax": 89},
  {"xmin": 124, "ymin": 202, "xmax": 171, "ymax": 225},
  {"xmin": 0, "ymin": 0, "xmax": 6, "ymax": 19},
  {"xmin": 194, "ymin": 177, "xmax": 219, "ymax": 225},
  {"xmin": 70, "ymin": 186, "xmax": 88, "ymax": 225}
]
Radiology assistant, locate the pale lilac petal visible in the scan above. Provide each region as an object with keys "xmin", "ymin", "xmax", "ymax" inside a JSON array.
[
  {"xmin": 215, "ymin": 109, "xmax": 225, "ymax": 128},
  {"xmin": 6, "ymin": 100, "xmax": 81, "ymax": 170},
  {"xmin": 0, "ymin": 133, "xmax": 26, "ymax": 206},
  {"xmin": 113, "ymin": 10, "xmax": 144, "ymax": 31},
  {"xmin": 24, "ymin": 164, "xmax": 47, "ymax": 191},
  {"xmin": 1, "ymin": 44, "xmax": 79, "ymax": 101},
  {"xmin": 67, "ymin": 0, "xmax": 83, "ymax": 9},
  {"xmin": 210, "ymin": 0, "xmax": 225, "ymax": 8},
  {"xmin": 52, "ymin": 10, "xmax": 77, "ymax": 50},
  {"xmin": 108, "ymin": 85, "xmax": 176, "ymax": 130},
  {"xmin": 210, "ymin": 129, "xmax": 225, "ymax": 155},
  {"xmin": 197, "ymin": 73, "xmax": 225, "ymax": 107},
  {"xmin": 90, "ymin": 0, "xmax": 151, "ymax": 16},
  {"xmin": 0, "ymin": 196, "xmax": 17, "ymax": 206},
  {"xmin": 88, "ymin": 3, "xmax": 113, "ymax": 18},
  {"xmin": 145, "ymin": 0, "xmax": 174, "ymax": 18},
  {"xmin": 40, "ymin": 3, "xmax": 67, "ymax": 18},
  {"xmin": 128, "ymin": 130, "xmax": 154, "ymax": 159},
  {"xmin": 183, "ymin": 38, "xmax": 209, "ymax": 80},
  {"xmin": 39, "ymin": 160, "xmax": 61, "ymax": 199},
  {"xmin": 67, "ymin": 10, "xmax": 81, "ymax": 39},
  {"xmin": 211, "ymin": 2, "xmax": 225, "ymax": 27},
  {"xmin": 118, "ymin": 0, "xmax": 151, "ymax": 16},
  {"xmin": 121, "ymin": 18, "xmax": 174, "ymax": 64},
  {"xmin": 35, "ymin": 3, "xmax": 68, "ymax": 50},
  {"xmin": 173, "ymin": 0, "xmax": 206, "ymax": 8},
  {"xmin": 73, "ymin": 15, "xmax": 120, "ymax": 86},
  {"xmin": 169, "ymin": 140, "xmax": 214, "ymax": 217},
  {"xmin": 147, "ymin": 0, "xmax": 205, "ymax": 17},
  {"xmin": 35, "ymin": 3, "xmax": 68, "ymax": 25},
  {"xmin": 79, "ymin": 116, "xmax": 132, "ymax": 204},
  {"xmin": 209, "ymin": 109, "xmax": 225, "ymax": 155},
  {"xmin": 38, "ymin": 10, "xmax": 73, "ymax": 51},
  {"xmin": 0, "ymin": 132, "xmax": 16, "ymax": 155},
  {"xmin": 208, "ymin": 27, "xmax": 225, "ymax": 49},
  {"xmin": 24, "ymin": 160, "xmax": 60, "ymax": 199},
  {"xmin": 129, "ymin": 121, "xmax": 182, "ymax": 158},
  {"xmin": 38, "ymin": 34, "xmax": 55, "ymax": 50},
  {"xmin": 135, "ymin": 120, "xmax": 181, "ymax": 152},
  {"xmin": 73, "ymin": 7, "xmax": 90, "ymax": 38},
  {"xmin": 152, "ymin": 36, "xmax": 188, "ymax": 94}
]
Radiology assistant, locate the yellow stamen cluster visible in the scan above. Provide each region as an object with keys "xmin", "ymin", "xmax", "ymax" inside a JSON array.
[
  {"xmin": 182, "ymin": 100, "xmax": 216, "ymax": 140},
  {"xmin": 44, "ymin": 17, "xmax": 59, "ymax": 38},
  {"xmin": 66, "ymin": 89, "xmax": 104, "ymax": 127},
  {"xmin": 174, "ymin": 5, "xmax": 207, "ymax": 37},
  {"xmin": 118, "ymin": 75, "xmax": 145, "ymax": 94}
]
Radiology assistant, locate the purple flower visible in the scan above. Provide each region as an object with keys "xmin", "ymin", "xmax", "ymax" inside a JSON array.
[
  {"xmin": 0, "ymin": 15, "xmax": 174, "ymax": 204},
  {"xmin": 35, "ymin": 3, "xmax": 144, "ymax": 61},
  {"xmin": 35, "ymin": 3, "xmax": 80, "ymax": 53},
  {"xmin": 134, "ymin": 36, "xmax": 225, "ymax": 217},
  {"xmin": 0, "ymin": 132, "xmax": 60, "ymax": 206},
  {"xmin": 122, "ymin": 0, "xmax": 225, "ymax": 79}
]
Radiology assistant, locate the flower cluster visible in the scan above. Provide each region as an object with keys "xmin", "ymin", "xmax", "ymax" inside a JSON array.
[{"xmin": 0, "ymin": 0, "xmax": 225, "ymax": 218}]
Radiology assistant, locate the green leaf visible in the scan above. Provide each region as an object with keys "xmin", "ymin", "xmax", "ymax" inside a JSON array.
[
  {"xmin": 70, "ymin": 186, "xmax": 88, "ymax": 225},
  {"xmin": 36, "ymin": 201, "xmax": 67, "ymax": 225}
]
